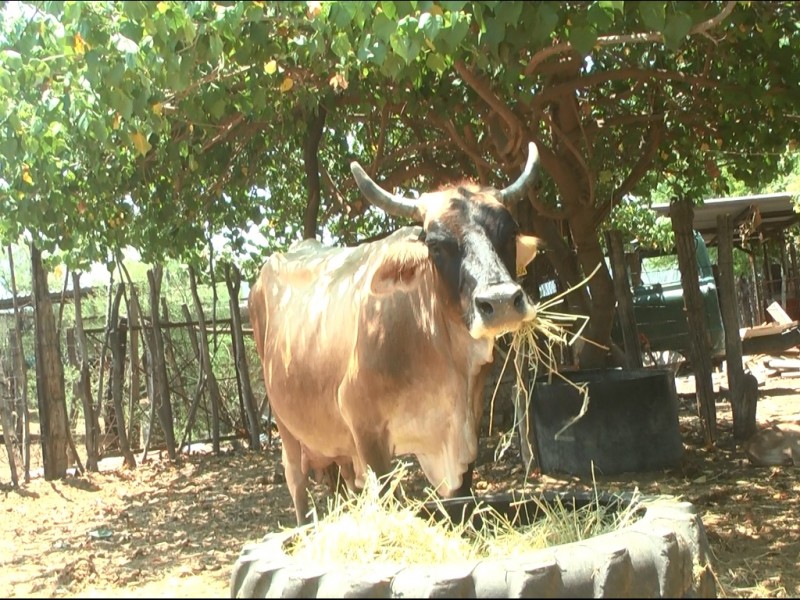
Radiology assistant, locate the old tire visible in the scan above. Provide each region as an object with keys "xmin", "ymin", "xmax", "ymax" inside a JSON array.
[{"xmin": 230, "ymin": 493, "xmax": 716, "ymax": 598}]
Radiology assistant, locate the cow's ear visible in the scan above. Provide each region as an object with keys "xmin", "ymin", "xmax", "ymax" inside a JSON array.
[
  {"xmin": 370, "ymin": 241, "xmax": 430, "ymax": 296},
  {"xmin": 516, "ymin": 234, "xmax": 540, "ymax": 273}
]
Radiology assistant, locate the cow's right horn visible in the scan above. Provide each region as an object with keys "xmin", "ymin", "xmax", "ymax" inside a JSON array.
[
  {"xmin": 350, "ymin": 162, "xmax": 422, "ymax": 221},
  {"xmin": 499, "ymin": 142, "xmax": 540, "ymax": 206}
]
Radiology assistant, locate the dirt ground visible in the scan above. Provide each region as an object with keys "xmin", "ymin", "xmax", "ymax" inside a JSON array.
[{"xmin": 1, "ymin": 374, "xmax": 799, "ymax": 598}]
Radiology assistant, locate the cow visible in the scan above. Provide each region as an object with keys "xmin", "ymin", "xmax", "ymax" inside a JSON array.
[{"xmin": 249, "ymin": 142, "xmax": 542, "ymax": 525}]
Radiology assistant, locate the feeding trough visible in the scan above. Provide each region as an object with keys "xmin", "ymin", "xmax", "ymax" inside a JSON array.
[
  {"xmin": 519, "ymin": 368, "xmax": 684, "ymax": 477},
  {"xmin": 230, "ymin": 490, "xmax": 714, "ymax": 598}
]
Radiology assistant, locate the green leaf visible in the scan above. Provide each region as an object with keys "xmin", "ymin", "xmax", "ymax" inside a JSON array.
[
  {"xmin": 418, "ymin": 12, "xmax": 442, "ymax": 41},
  {"xmin": 569, "ymin": 25, "xmax": 597, "ymax": 56},
  {"xmin": 379, "ymin": 1, "xmax": 397, "ymax": 20},
  {"xmin": 440, "ymin": 1, "xmax": 466, "ymax": 11},
  {"xmin": 112, "ymin": 33, "xmax": 139, "ymax": 54},
  {"xmin": 587, "ymin": 3, "xmax": 614, "ymax": 31},
  {"xmin": 209, "ymin": 97, "xmax": 226, "ymax": 120},
  {"xmin": 209, "ymin": 33, "xmax": 223, "ymax": 59},
  {"xmin": 482, "ymin": 16, "xmax": 506, "ymax": 50},
  {"xmin": 373, "ymin": 12, "xmax": 398, "ymax": 43},
  {"xmin": 425, "ymin": 52, "xmax": 447, "ymax": 73},
  {"xmin": 663, "ymin": 11, "xmax": 693, "ymax": 51},
  {"xmin": 390, "ymin": 32, "xmax": 421, "ymax": 64},
  {"xmin": 330, "ymin": 2, "xmax": 356, "ymax": 28},
  {"xmin": 639, "ymin": 2, "xmax": 666, "ymax": 32},
  {"xmin": 599, "ymin": 1, "xmax": 624, "ymax": 13},
  {"xmin": 531, "ymin": 3, "xmax": 558, "ymax": 43},
  {"xmin": 493, "ymin": 2, "xmax": 523, "ymax": 26},
  {"xmin": 110, "ymin": 90, "xmax": 133, "ymax": 120},
  {"xmin": 122, "ymin": 1, "xmax": 147, "ymax": 21},
  {"xmin": 0, "ymin": 49, "xmax": 23, "ymax": 70},
  {"xmin": 439, "ymin": 12, "xmax": 470, "ymax": 52},
  {"xmin": 0, "ymin": 136, "xmax": 18, "ymax": 159},
  {"xmin": 332, "ymin": 32, "xmax": 352, "ymax": 58}
]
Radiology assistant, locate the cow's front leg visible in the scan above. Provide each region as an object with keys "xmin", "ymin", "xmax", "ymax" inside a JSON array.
[{"xmin": 274, "ymin": 417, "xmax": 311, "ymax": 526}]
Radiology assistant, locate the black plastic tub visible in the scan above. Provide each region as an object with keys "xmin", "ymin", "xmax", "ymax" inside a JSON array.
[{"xmin": 524, "ymin": 368, "xmax": 684, "ymax": 476}]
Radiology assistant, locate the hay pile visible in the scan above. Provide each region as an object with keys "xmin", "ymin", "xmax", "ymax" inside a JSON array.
[{"xmin": 285, "ymin": 465, "xmax": 642, "ymax": 567}]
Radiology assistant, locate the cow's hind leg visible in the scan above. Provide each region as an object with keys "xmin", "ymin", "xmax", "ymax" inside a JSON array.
[{"xmin": 275, "ymin": 418, "xmax": 311, "ymax": 526}]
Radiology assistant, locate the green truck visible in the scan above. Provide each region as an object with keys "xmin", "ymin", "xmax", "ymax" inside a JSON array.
[{"xmin": 622, "ymin": 231, "xmax": 726, "ymax": 357}]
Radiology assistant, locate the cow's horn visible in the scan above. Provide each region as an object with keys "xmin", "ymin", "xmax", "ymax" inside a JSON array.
[
  {"xmin": 350, "ymin": 162, "xmax": 422, "ymax": 221},
  {"xmin": 499, "ymin": 142, "xmax": 540, "ymax": 206}
]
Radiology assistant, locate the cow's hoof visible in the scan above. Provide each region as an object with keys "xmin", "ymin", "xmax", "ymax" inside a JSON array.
[{"xmin": 230, "ymin": 492, "xmax": 716, "ymax": 598}]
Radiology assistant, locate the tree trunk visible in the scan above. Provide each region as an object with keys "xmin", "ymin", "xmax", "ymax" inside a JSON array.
[
  {"xmin": 225, "ymin": 263, "xmax": 261, "ymax": 450},
  {"xmin": 188, "ymin": 266, "xmax": 222, "ymax": 454},
  {"xmin": 717, "ymin": 214, "xmax": 757, "ymax": 441},
  {"xmin": 109, "ymin": 284, "xmax": 136, "ymax": 468},
  {"xmin": 571, "ymin": 211, "xmax": 617, "ymax": 368},
  {"xmin": 302, "ymin": 103, "xmax": 328, "ymax": 240},
  {"xmin": 126, "ymin": 286, "xmax": 143, "ymax": 448},
  {"xmin": 31, "ymin": 243, "xmax": 70, "ymax": 480},
  {"xmin": 607, "ymin": 230, "xmax": 642, "ymax": 368},
  {"xmin": 0, "ymin": 345, "xmax": 19, "ymax": 487},
  {"xmin": 70, "ymin": 272, "xmax": 99, "ymax": 471},
  {"xmin": 145, "ymin": 266, "xmax": 177, "ymax": 461},
  {"xmin": 670, "ymin": 199, "xmax": 716, "ymax": 445},
  {"xmin": 7, "ymin": 244, "xmax": 31, "ymax": 482}
]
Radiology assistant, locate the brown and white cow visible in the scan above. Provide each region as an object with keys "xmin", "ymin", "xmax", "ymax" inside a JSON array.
[{"xmin": 249, "ymin": 143, "xmax": 542, "ymax": 525}]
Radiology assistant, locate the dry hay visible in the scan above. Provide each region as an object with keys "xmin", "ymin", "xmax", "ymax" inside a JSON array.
[{"xmin": 285, "ymin": 463, "xmax": 643, "ymax": 567}]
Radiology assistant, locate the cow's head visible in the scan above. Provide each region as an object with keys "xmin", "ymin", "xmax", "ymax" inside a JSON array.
[{"xmin": 351, "ymin": 143, "xmax": 541, "ymax": 340}]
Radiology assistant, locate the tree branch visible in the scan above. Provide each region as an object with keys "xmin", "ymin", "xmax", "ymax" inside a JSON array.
[
  {"xmin": 370, "ymin": 104, "xmax": 391, "ymax": 175},
  {"xmin": 531, "ymin": 67, "xmax": 731, "ymax": 109},
  {"xmin": 525, "ymin": 1, "xmax": 737, "ymax": 76},
  {"xmin": 453, "ymin": 60, "xmax": 524, "ymax": 159}
]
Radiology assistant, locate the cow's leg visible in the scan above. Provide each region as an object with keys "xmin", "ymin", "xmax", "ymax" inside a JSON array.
[{"xmin": 275, "ymin": 418, "xmax": 310, "ymax": 526}]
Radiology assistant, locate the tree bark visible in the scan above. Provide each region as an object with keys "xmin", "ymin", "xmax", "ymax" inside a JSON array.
[
  {"xmin": 607, "ymin": 230, "xmax": 642, "ymax": 368},
  {"xmin": 109, "ymin": 284, "xmax": 136, "ymax": 468},
  {"xmin": 188, "ymin": 266, "xmax": 222, "ymax": 455},
  {"xmin": 670, "ymin": 199, "xmax": 716, "ymax": 445},
  {"xmin": 7, "ymin": 244, "xmax": 31, "ymax": 482},
  {"xmin": 0, "ymin": 344, "xmax": 19, "ymax": 487},
  {"xmin": 225, "ymin": 263, "xmax": 261, "ymax": 450},
  {"xmin": 302, "ymin": 103, "xmax": 328, "ymax": 240},
  {"xmin": 571, "ymin": 211, "xmax": 617, "ymax": 367},
  {"xmin": 145, "ymin": 266, "xmax": 177, "ymax": 461},
  {"xmin": 126, "ymin": 286, "xmax": 143, "ymax": 448},
  {"xmin": 717, "ymin": 214, "xmax": 757, "ymax": 440},
  {"xmin": 31, "ymin": 243, "xmax": 70, "ymax": 480}
]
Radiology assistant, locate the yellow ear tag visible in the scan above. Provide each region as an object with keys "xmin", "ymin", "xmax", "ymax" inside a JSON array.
[{"xmin": 517, "ymin": 264, "xmax": 528, "ymax": 278}]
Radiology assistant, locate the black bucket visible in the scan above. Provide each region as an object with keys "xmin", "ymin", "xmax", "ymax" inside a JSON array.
[{"xmin": 524, "ymin": 368, "xmax": 683, "ymax": 476}]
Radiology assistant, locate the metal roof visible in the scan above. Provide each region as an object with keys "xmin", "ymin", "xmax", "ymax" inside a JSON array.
[{"xmin": 651, "ymin": 193, "xmax": 799, "ymax": 246}]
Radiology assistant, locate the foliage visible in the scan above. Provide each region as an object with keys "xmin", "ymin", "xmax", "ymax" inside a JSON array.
[{"xmin": 2, "ymin": 1, "xmax": 799, "ymax": 364}]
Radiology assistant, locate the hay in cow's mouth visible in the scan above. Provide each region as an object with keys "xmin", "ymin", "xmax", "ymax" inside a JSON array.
[
  {"xmin": 282, "ymin": 463, "xmax": 643, "ymax": 567},
  {"xmin": 490, "ymin": 263, "xmax": 606, "ymax": 460}
]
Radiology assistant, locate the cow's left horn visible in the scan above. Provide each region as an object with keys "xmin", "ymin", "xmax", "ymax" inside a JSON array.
[
  {"xmin": 350, "ymin": 162, "xmax": 422, "ymax": 221},
  {"xmin": 499, "ymin": 142, "xmax": 540, "ymax": 206}
]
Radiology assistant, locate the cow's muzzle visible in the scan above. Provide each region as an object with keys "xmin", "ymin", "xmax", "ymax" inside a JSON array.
[{"xmin": 471, "ymin": 282, "xmax": 535, "ymax": 338}]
